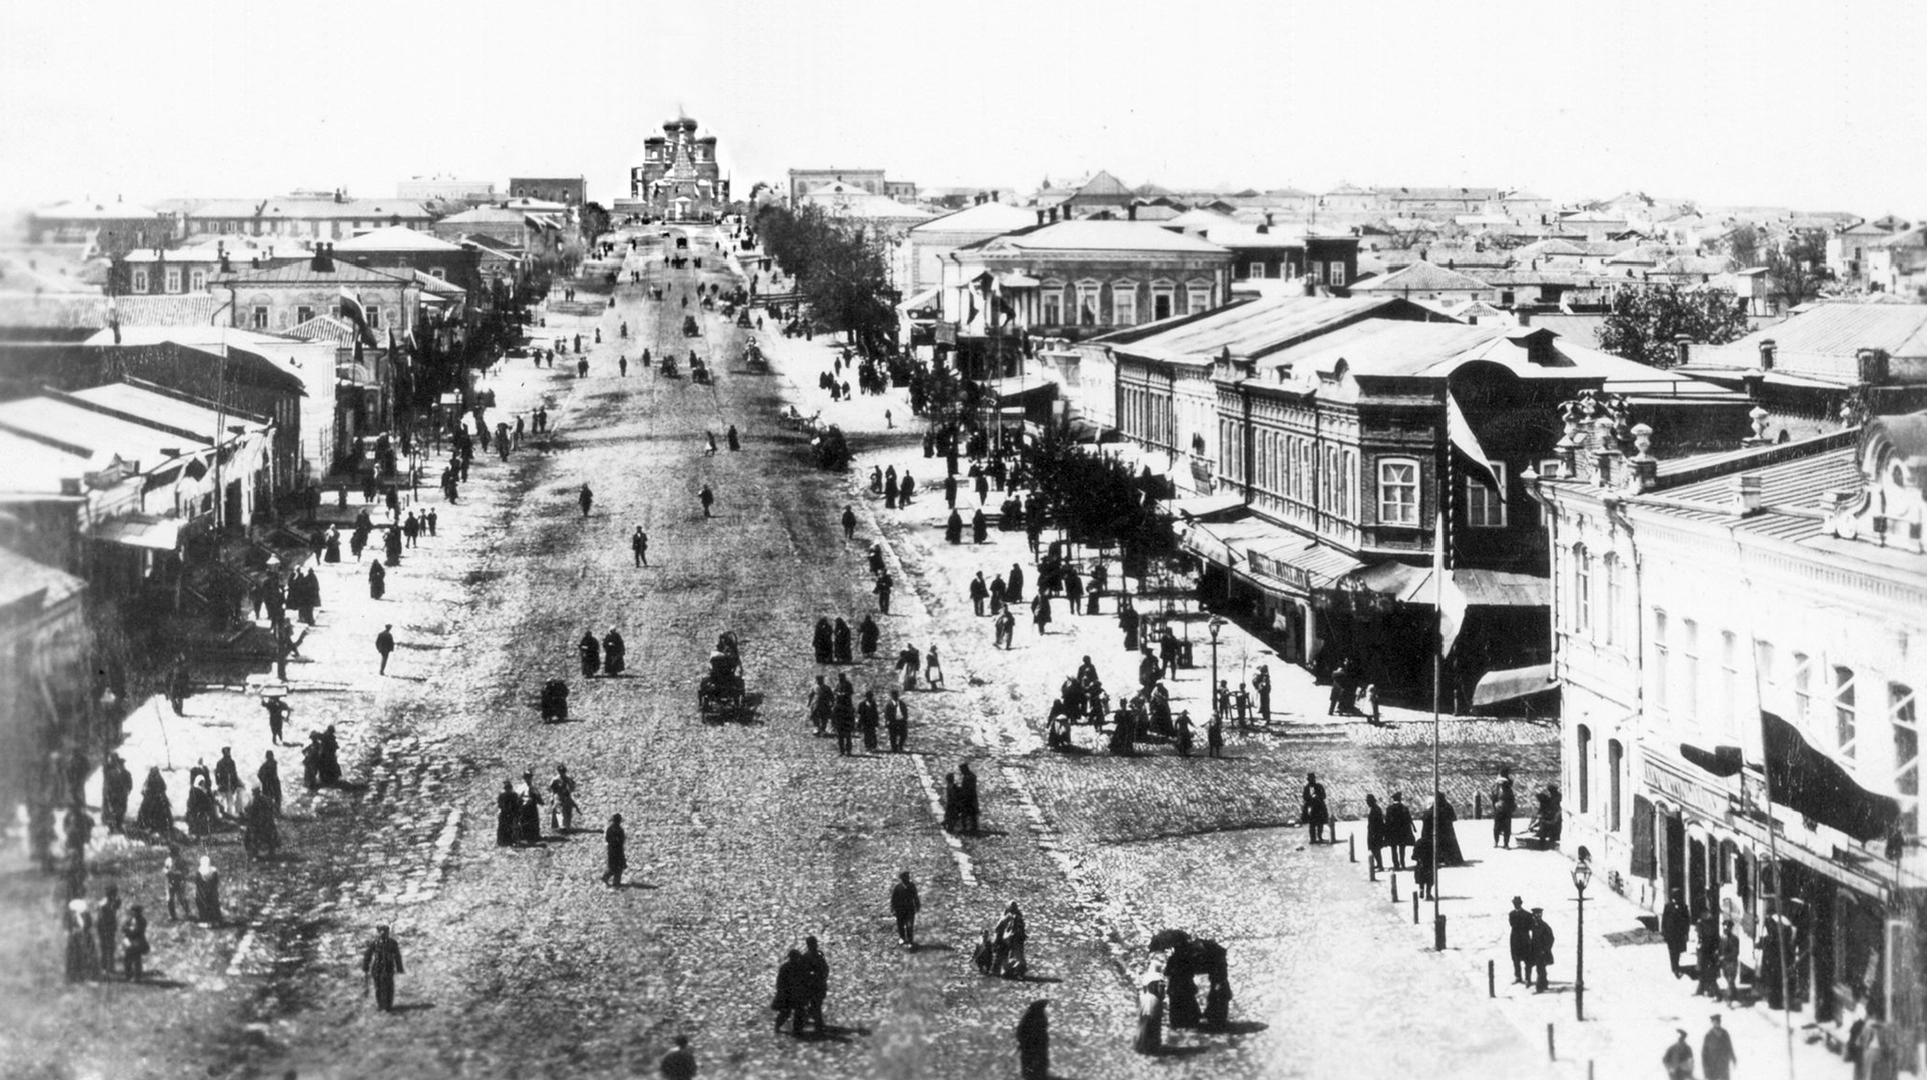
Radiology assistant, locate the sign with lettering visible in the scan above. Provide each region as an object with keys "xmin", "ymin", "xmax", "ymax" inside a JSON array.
[
  {"xmin": 1248, "ymin": 550, "xmax": 1311, "ymax": 593},
  {"xmin": 1643, "ymin": 757, "xmax": 1732, "ymax": 821}
]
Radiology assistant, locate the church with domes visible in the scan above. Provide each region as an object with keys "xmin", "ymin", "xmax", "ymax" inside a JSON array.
[{"xmin": 627, "ymin": 115, "xmax": 729, "ymax": 221}]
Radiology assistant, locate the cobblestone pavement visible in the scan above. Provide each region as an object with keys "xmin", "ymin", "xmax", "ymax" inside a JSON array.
[{"xmin": 4, "ymin": 226, "xmax": 1569, "ymax": 1080}]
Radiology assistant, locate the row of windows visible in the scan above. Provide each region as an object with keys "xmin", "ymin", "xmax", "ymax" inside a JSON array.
[
  {"xmin": 1036, "ymin": 280, "xmax": 1213, "ymax": 328},
  {"xmin": 249, "ymin": 304, "xmax": 383, "ymax": 331},
  {"xmin": 1216, "ymin": 429, "xmax": 1433, "ymax": 531},
  {"xmin": 1647, "ymin": 614, "xmax": 1920, "ymax": 834},
  {"xmin": 129, "ymin": 268, "xmax": 206, "ymax": 294}
]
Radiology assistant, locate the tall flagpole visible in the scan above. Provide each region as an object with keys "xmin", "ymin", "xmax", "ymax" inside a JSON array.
[{"xmin": 1432, "ymin": 455, "xmax": 1447, "ymax": 947}]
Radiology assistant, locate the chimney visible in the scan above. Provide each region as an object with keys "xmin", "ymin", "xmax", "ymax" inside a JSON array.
[
  {"xmin": 249, "ymin": 256, "xmax": 260, "ymax": 269},
  {"xmin": 1733, "ymin": 473, "xmax": 1763, "ymax": 516},
  {"xmin": 1758, "ymin": 338, "xmax": 1776, "ymax": 371},
  {"xmin": 1127, "ymin": 203, "xmax": 1137, "ymax": 221},
  {"xmin": 1674, "ymin": 335, "xmax": 1692, "ymax": 368},
  {"xmin": 1049, "ymin": 207, "xmax": 1059, "ymax": 224},
  {"xmin": 335, "ymin": 188, "xmax": 345, "ymax": 204},
  {"xmin": 1256, "ymin": 223, "xmax": 1269, "ymax": 234},
  {"xmin": 1516, "ymin": 310, "xmax": 1531, "ymax": 327},
  {"xmin": 1036, "ymin": 209, "xmax": 1046, "ymax": 226},
  {"xmin": 312, "ymin": 244, "xmax": 334, "ymax": 272},
  {"xmin": 1265, "ymin": 212, "xmax": 1275, "ymax": 228}
]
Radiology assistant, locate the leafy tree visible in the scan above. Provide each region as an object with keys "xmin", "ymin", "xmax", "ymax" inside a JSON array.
[
  {"xmin": 1596, "ymin": 284, "xmax": 1750, "ymax": 368},
  {"xmin": 1766, "ymin": 228, "xmax": 1830, "ymax": 308},
  {"xmin": 1722, "ymin": 222, "xmax": 1762, "ymax": 267},
  {"xmin": 753, "ymin": 204, "xmax": 898, "ymax": 355},
  {"xmin": 578, "ymin": 201, "xmax": 611, "ymax": 245}
]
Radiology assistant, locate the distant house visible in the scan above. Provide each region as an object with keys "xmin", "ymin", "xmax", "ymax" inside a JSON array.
[
  {"xmin": 1679, "ymin": 301, "xmax": 1927, "ymax": 438},
  {"xmin": 1866, "ymin": 226, "xmax": 1927, "ymax": 298},
  {"xmin": 508, "ymin": 177, "xmax": 586, "ymax": 206},
  {"xmin": 1827, "ymin": 217, "xmax": 1909, "ymax": 285},
  {"xmin": 333, "ymin": 227, "xmax": 485, "ymax": 299},
  {"xmin": 901, "ymin": 200, "xmax": 1038, "ymax": 294},
  {"xmin": 215, "ymin": 246, "xmax": 423, "ymax": 338},
  {"xmin": 430, "ymin": 206, "xmax": 565, "ymax": 255},
  {"xmin": 28, "ymin": 198, "xmax": 172, "ymax": 247},
  {"xmin": 1348, "ymin": 260, "xmax": 1494, "ymax": 303},
  {"xmin": 183, "ymin": 193, "xmax": 431, "ymax": 242}
]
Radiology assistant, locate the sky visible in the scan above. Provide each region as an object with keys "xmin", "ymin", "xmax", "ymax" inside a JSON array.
[{"xmin": 3, "ymin": 0, "xmax": 1923, "ymax": 218}]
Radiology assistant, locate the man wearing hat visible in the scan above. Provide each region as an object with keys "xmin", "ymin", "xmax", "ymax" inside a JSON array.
[
  {"xmin": 1662, "ymin": 1028, "xmax": 1695, "ymax": 1079},
  {"xmin": 1528, "ymin": 907, "xmax": 1555, "ymax": 992},
  {"xmin": 1507, "ymin": 897, "xmax": 1534, "ymax": 983},
  {"xmin": 361, "ymin": 924, "xmax": 405, "ymax": 1012},
  {"xmin": 1701, "ymin": 1014, "xmax": 1736, "ymax": 1080}
]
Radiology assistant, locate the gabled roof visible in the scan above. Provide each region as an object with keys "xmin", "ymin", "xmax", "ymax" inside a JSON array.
[
  {"xmin": 1515, "ymin": 239, "xmax": 1588, "ymax": 258},
  {"xmin": 1070, "ymin": 170, "xmax": 1133, "ymax": 200},
  {"xmin": 969, "ymin": 220, "xmax": 1230, "ymax": 255},
  {"xmin": 286, "ymin": 314, "xmax": 358, "ymax": 345},
  {"xmin": 1655, "ymin": 254, "xmax": 1737, "ymax": 277},
  {"xmin": 70, "ymin": 382, "xmax": 268, "ymax": 437},
  {"xmin": 1347, "ymin": 260, "xmax": 1492, "ymax": 293},
  {"xmin": 1166, "ymin": 208, "xmax": 1239, "ymax": 231},
  {"xmin": 334, "ymin": 226, "xmax": 466, "ymax": 252},
  {"xmin": 1094, "ymin": 295, "xmax": 1427, "ymax": 361},
  {"xmin": 34, "ymin": 198, "xmax": 163, "ymax": 220},
  {"xmin": 460, "ymin": 234, "xmax": 525, "ymax": 258},
  {"xmin": 436, "ymin": 206, "xmax": 549, "ymax": 225}
]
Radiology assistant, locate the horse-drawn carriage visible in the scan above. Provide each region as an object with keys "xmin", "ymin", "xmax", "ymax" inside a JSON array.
[
  {"xmin": 682, "ymin": 314, "xmax": 701, "ymax": 337},
  {"xmin": 698, "ymin": 632, "xmax": 746, "ymax": 716},
  {"xmin": 658, "ymin": 353, "xmax": 679, "ymax": 378},
  {"xmin": 743, "ymin": 339, "xmax": 769, "ymax": 373},
  {"xmin": 690, "ymin": 356, "xmax": 711, "ymax": 384}
]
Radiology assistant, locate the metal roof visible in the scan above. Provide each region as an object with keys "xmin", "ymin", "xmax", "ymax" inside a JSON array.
[
  {"xmin": 974, "ymin": 220, "xmax": 1231, "ymax": 255},
  {"xmin": 1349, "ymin": 260, "xmax": 1492, "ymax": 293},
  {"xmin": 0, "ymin": 546, "xmax": 84, "ymax": 608},
  {"xmin": 1721, "ymin": 302, "xmax": 1927, "ymax": 360},
  {"xmin": 1097, "ymin": 295, "xmax": 1411, "ymax": 361},
  {"xmin": 69, "ymin": 383, "xmax": 265, "ymax": 439}
]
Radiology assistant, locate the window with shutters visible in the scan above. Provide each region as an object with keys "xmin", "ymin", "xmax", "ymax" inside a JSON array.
[
  {"xmin": 165, "ymin": 268, "xmax": 181, "ymax": 293},
  {"xmin": 1721, "ymin": 631, "xmax": 1741, "ymax": 733},
  {"xmin": 189, "ymin": 270, "xmax": 206, "ymax": 291},
  {"xmin": 1681, "ymin": 619, "xmax": 1700, "ymax": 720},
  {"xmin": 131, "ymin": 269, "xmax": 148, "ymax": 293},
  {"xmin": 1573, "ymin": 544, "xmax": 1592, "ymax": 635},
  {"xmin": 1835, "ymin": 666, "xmax": 1858, "ymax": 758},
  {"xmin": 1653, "ymin": 610, "xmax": 1670, "ymax": 713}
]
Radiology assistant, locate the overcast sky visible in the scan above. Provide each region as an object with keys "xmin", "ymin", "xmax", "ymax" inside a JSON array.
[{"xmin": 3, "ymin": 0, "xmax": 1921, "ymax": 217}]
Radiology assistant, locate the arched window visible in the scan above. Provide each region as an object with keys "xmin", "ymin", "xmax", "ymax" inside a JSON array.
[
  {"xmin": 1602, "ymin": 553, "xmax": 1621, "ymax": 646},
  {"xmin": 1573, "ymin": 543, "xmax": 1592, "ymax": 635},
  {"xmin": 1576, "ymin": 724, "xmax": 1592, "ymax": 814}
]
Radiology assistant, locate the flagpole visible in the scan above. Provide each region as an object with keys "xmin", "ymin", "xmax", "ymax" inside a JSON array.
[{"xmin": 1432, "ymin": 460, "xmax": 1445, "ymax": 948}]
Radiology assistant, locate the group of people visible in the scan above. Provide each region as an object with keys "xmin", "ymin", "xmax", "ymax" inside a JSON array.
[
  {"xmin": 495, "ymin": 766, "xmax": 589, "ymax": 849},
  {"xmin": 577, "ymin": 628, "xmax": 627, "ymax": 678},
  {"xmin": 804, "ymin": 674, "xmax": 912, "ymax": 756},
  {"xmin": 1363, "ymin": 790, "xmax": 1464, "ymax": 897}
]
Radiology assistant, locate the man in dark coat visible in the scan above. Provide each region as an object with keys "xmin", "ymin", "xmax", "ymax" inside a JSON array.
[
  {"xmin": 1365, "ymin": 793, "xmax": 1387, "ymax": 870},
  {"xmin": 1064, "ymin": 568, "xmax": 1083, "ymax": 613},
  {"xmin": 874, "ymin": 570, "xmax": 893, "ymax": 614},
  {"xmin": 632, "ymin": 527, "xmax": 649, "ymax": 567},
  {"xmin": 1120, "ymin": 600, "xmax": 1140, "ymax": 651},
  {"xmin": 808, "ymin": 676, "xmax": 833, "ymax": 736},
  {"xmin": 990, "ymin": 574, "xmax": 1007, "ymax": 613},
  {"xmin": 1508, "ymin": 897, "xmax": 1535, "ymax": 983},
  {"xmin": 857, "ymin": 691, "xmax": 881, "ymax": 752},
  {"xmin": 1660, "ymin": 892, "xmax": 1692, "ymax": 978},
  {"xmin": 1301, "ymin": 773, "xmax": 1330, "ymax": 843},
  {"xmin": 361, "ymin": 925, "xmax": 405, "ymax": 1012},
  {"xmin": 799, "ymin": 936, "xmax": 829, "ymax": 1035},
  {"xmin": 885, "ymin": 690, "xmax": 909, "ymax": 752},
  {"xmin": 257, "ymin": 752, "xmax": 281, "ymax": 814},
  {"xmin": 375, "ymin": 624, "xmax": 395, "ymax": 675},
  {"xmin": 580, "ymin": 483, "xmax": 594, "ymax": 517},
  {"xmin": 1492, "ymin": 767, "xmax": 1517, "ymax": 848},
  {"xmin": 1529, "ymin": 908, "xmax": 1554, "ymax": 992},
  {"xmin": 832, "ymin": 691, "xmax": 857, "ymax": 756},
  {"xmin": 101, "ymin": 754, "xmax": 133, "ymax": 834},
  {"xmin": 889, "ymin": 871, "xmax": 921, "ymax": 948},
  {"xmin": 1694, "ymin": 914, "xmax": 1723, "ymax": 997},
  {"xmin": 841, "ymin": 505, "xmax": 858, "ymax": 541},
  {"xmin": 969, "ymin": 572, "xmax": 989, "ymax": 616},
  {"xmin": 1701, "ymin": 1015, "xmax": 1737, "ymax": 1080},
  {"xmin": 602, "ymin": 813, "xmax": 627, "ymax": 886},
  {"xmin": 1383, "ymin": 792, "xmax": 1416, "ymax": 869},
  {"xmin": 771, "ymin": 949, "xmax": 806, "ymax": 1035}
]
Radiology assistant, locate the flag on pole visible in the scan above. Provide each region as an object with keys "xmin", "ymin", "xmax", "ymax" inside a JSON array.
[
  {"xmin": 1434, "ymin": 514, "xmax": 1469, "ymax": 656},
  {"xmin": 1446, "ymin": 391, "xmax": 1503, "ymax": 500},
  {"xmin": 339, "ymin": 288, "xmax": 377, "ymax": 346}
]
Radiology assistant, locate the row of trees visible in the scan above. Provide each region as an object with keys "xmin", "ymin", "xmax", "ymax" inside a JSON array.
[
  {"xmin": 753, "ymin": 204, "xmax": 899, "ymax": 357},
  {"xmin": 1595, "ymin": 284, "xmax": 1752, "ymax": 368}
]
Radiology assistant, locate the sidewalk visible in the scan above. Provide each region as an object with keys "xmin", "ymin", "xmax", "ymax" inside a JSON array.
[{"xmin": 1324, "ymin": 817, "xmax": 1862, "ymax": 1079}]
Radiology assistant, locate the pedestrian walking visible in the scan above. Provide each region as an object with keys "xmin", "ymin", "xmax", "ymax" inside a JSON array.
[
  {"xmin": 603, "ymin": 628, "xmax": 626, "ymax": 677},
  {"xmin": 102, "ymin": 754, "xmax": 132, "ymax": 834},
  {"xmin": 1016, "ymin": 1000, "xmax": 1050, "ymax": 1080},
  {"xmin": 1174, "ymin": 710, "xmax": 1194, "ymax": 757},
  {"xmin": 1007, "ymin": 563, "xmax": 1025, "ymax": 603},
  {"xmin": 1492, "ymin": 766, "xmax": 1516, "ymax": 848},
  {"xmin": 874, "ymin": 570, "xmax": 892, "ymax": 614},
  {"xmin": 1701, "ymin": 1015, "xmax": 1736, "ymax": 1080},
  {"xmin": 579, "ymin": 631, "xmax": 601, "ymax": 677},
  {"xmin": 659, "ymin": 1034, "xmax": 697, "ymax": 1079},
  {"xmin": 519, "ymin": 772, "xmax": 545, "ymax": 845},
  {"xmin": 95, "ymin": 885, "xmax": 120, "ymax": 978},
  {"xmin": 945, "ymin": 509, "xmax": 963, "ymax": 544},
  {"xmin": 1719, "ymin": 919, "xmax": 1741, "ymax": 1004},
  {"xmin": 603, "ymin": 813, "xmax": 627, "ymax": 886},
  {"xmin": 580, "ymin": 483, "xmax": 594, "ymax": 518},
  {"xmin": 971, "ymin": 508, "xmax": 988, "ymax": 544},
  {"xmin": 1365, "ymin": 794, "xmax": 1387, "ymax": 870},
  {"xmin": 1301, "ymin": 773, "xmax": 1330, "ymax": 843},
  {"xmin": 705, "ymin": 430, "xmax": 717, "ymax": 456},
  {"xmin": 632, "ymin": 527, "xmax": 649, "ymax": 567},
  {"xmin": 263, "ymin": 696, "xmax": 290, "ymax": 744},
  {"xmin": 548, "ymin": 764, "xmax": 579, "ymax": 831},
  {"xmin": 969, "ymin": 572, "xmax": 988, "ymax": 616},
  {"xmin": 368, "ymin": 559, "xmax": 385, "ymax": 599},
  {"xmin": 858, "ymin": 690, "xmax": 880, "ymax": 752},
  {"xmin": 1694, "ymin": 913, "xmax": 1722, "ymax": 997},
  {"xmin": 841, "ymin": 505, "xmax": 857, "ymax": 541},
  {"xmin": 799, "ymin": 936, "xmax": 829, "ymax": 1035},
  {"xmin": 889, "ymin": 871, "xmax": 920, "ymax": 948},
  {"xmin": 361, "ymin": 925, "xmax": 405, "ymax": 1012},
  {"xmin": 770, "ymin": 949, "xmax": 806, "ymax": 1036},
  {"xmin": 257, "ymin": 751, "xmax": 282, "ymax": 814},
  {"xmin": 990, "ymin": 573, "xmax": 1007, "ymax": 613},
  {"xmin": 375, "ymin": 624, "xmax": 395, "ymax": 675},
  {"xmin": 833, "ymin": 618, "xmax": 853, "ymax": 665},
  {"xmin": 1663, "ymin": 1029, "xmax": 1696, "ymax": 1080},
  {"xmin": 1660, "ymin": 891, "xmax": 1692, "ymax": 978},
  {"xmin": 1031, "ymin": 593, "xmax": 1051, "ymax": 635},
  {"xmin": 1508, "ymin": 896, "xmax": 1533, "ymax": 983},
  {"xmin": 894, "ymin": 644, "xmax": 921, "ymax": 692},
  {"xmin": 1384, "ymin": 791, "xmax": 1415, "ymax": 869},
  {"xmin": 161, "ymin": 844, "xmax": 189, "ymax": 920},
  {"xmin": 194, "ymin": 854, "xmax": 222, "ymax": 924},
  {"xmin": 924, "ymin": 644, "xmax": 944, "ymax": 690},
  {"xmin": 496, "ymin": 780, "xmax": 519, "ymax": 846},
  {"xmin": 885, "ymin": 690, "xmax": 909, "ymax": 752},
  {"xmin": 699, "ymin": 484, "xmax": 714, "ymax": 518},
  {"xmin": 858, "ymin": 614, "xmax": 879, "ymax": 658},
  {"xmin": 120, "ymin": 903, "xmax": 148, "ymax": 981},
  {"xmin": 727, "ymin": 425, "xmax": 739, "ymax": 451},
  {"xmin": 994, "ymin": 607, "xmax": 1016, "ymax": 649},
  {"xmin": 993, "ymin": 902, "xmax": 1028, "ymax": 978}
]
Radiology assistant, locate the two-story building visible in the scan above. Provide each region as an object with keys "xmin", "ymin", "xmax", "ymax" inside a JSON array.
[
  {"xmin": 900, "ymin": 200, "xmax": 1037, "ymax": 295},
  {"xmin": 216, "ymin": 245, "xmax": 423, "ymax": 338},
  {"xmin": 1533, "ymin": 411, "xmax": 1924, "ymax": 1043},
  {"xmin": 333, "ymin": 226, "xmax": 486, "ymax": 299},
  {"xmin": 183, "ymin": 192, "xmax": 431, "ymax": 241}
]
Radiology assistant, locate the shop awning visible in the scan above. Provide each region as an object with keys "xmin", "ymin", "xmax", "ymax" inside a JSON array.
[
  {"xmin": 1456, "ymin": 569, "xmax": 1550, "ymax": 607},
  {"xmin": 92, "ymin": 513, "xmax": 182, "ymax": 551},
  {"xmin": 897, "ymin": 286, "xmax": 940, "ymax": 313},
  {"xmin": 997, "ymin": 272, "xmax": 1041, "ymax": 289},
  {"xmin": 1760, "ymin": 711, "xmax": 1901, "ymax": 843},
  {"xmin": 1472, "ymin": 663, "xmax": 1560, "ymax": 707},
  {"xmin": 1067, "ymin": 418, "xmax": 1118, "ymax": 444},
  {"xmin": 1179, "ymin": 515, "xmax": 1276, "ymax": 568},
  {"xmin": 1242, "ymin": 532, "xmax": 1365, "ymax": 595},
  {"xmin": 1160, "ymin": 494, "xmax": 1246, "ymax": 521}
]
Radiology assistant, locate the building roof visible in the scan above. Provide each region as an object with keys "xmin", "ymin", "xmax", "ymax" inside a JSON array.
[
  {"xmin": 32, "ymin": 198, "xmax": 162, "ymax": 220},
  {"xmin": 1166, "ymin": 208, "xmax": 1239, "ymax": 231},
  {"xmin": 286, "ymin": 314, "xmax": 358, "ymax": 345},
  {"xmin": 436, "ymin": 206, "xmax": 553, "ymax": 226},
  {"xmin": 69, "ymin": 382, "xmax": 267, "ymax": 439},
  {"xmin": 1069, "ymin": 171, "xmax": 1134, "ymax": 201},
  {"xmin": 0, "ymin": 430, "xmax": 100, "ymax": 493},
  {"xmin": 0, "ymin": 546, "xmax": 85, "ymax": 610},
  {"xmin": 500, "ymin": 196, "xmax": 572, "ymax": 213},
  {"xmin": 186, "ymin": 197, "xmax": 428, "ymax": 221},
  {"xmin": 1717, "ymin": 302, "xmax": 1927, "ymax": 361},
  {"xmin": 1201, "ymin": 223, "xmax": 1311, "ymax": 250},
  {"xmin": 1095, "ymin": 295, "xmax": 1423, "ymax": 361},
  {"xmin": 333, "ymin": 226, "xmax": 466, "ymax": 252},
  {"xmin": 909, "ymin": 202, "xmax": 1036, "ymax": 235},
  {"xmin": 969, "ymin": 220, "xmax": 1231, "ymax": 256},
  {"xmin": 1348, "ymin": 260, "xmax": 1493, "ymax": 293},
  {"xmin": 460, "ymin": 234, "xmax": 525, "ymax": 258},
  {"xmin": 220, "ymin": 260, "xmax": 414, "ymax": 287},
  {"xmin": 0, "ymin": 396, "xmax": 207, "ymax": 464},
  {"xmin": 1627, "ymin": 436, "xmax": 1866, "ymax": 549}
]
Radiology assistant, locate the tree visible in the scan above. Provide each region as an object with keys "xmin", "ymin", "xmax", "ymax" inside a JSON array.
[
  {"xmin": 754, "ymin": 204, "xmax": 898, "ymax": 355},
  {"xmin": 1722, "ymin": 223, "xmax": 1762, "ymax": 268},
  {"xmin": 1766, "ymin": 228, "xmax": 1830, "ymax": 308},
  {"xmin": 578, "ymin": 202, "xmax": 611, "ymax": 245},
  {"xmin": 1596, "ymin": 285, "xmax": 1750, "ymax": 368}
]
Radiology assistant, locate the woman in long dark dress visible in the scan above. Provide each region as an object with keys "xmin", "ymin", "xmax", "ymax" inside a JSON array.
[
  {"xmin": 323, "ymin": 525, "xmax": 341, "ymax": 563},
  {"xmin": 185, "ymin": 778, "xmax": 218, "ymax": 838},
  {"xmin": 812, "ymin": 617, "xmax": 834, "ymax": 664},
  {"xmin": 1421, "ymin": 790, "xmax": 1466, "ymax": 867},
  {"xmin": 134, "ymin": 768, "xmax": 173, "ymax": 836},
  {"xmin": 602, "ymin": 814, "xmax": 627, "ymax": 887},
  {"xmin": 368, "ymin": 560, "xmax": 385, "ymax": 600},
  {"xmin": 194, "ymin": 855, "xmax": 222, "ymax": 924},
  {"xmin": 578, "ymin": 632, "xmax": 601, "ymax": 678},
  {"xmin": 832, "ymin": 618, "xmax": 853, "ymax": 664},
  {"xmin": 858, "ymin": 615, "xmax": 879, "ymax": 658}
]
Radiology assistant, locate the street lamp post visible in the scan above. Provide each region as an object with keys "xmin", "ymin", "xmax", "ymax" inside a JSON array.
[
  {"xmin": 1571, "ymin": 847, "xmax": 1593, "ymax": 1022},
  {"xmin": 1208, "ymin": 615, "xmax": 1227, "ymax": 721}
]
